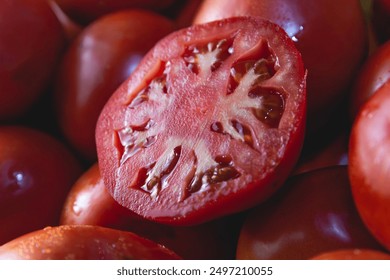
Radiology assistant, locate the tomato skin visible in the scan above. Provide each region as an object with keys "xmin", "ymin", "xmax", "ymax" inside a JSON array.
[
  {"xmin": 0, "ymin": 0, "xmax": 65, "ymax": 120},
  {"xmin": 349, "ymin": 40, "xmax": 390, "ymax": 120},
  {"xmin": 61, "ymin": 163, "xmax": 242, "ymax": 259},
  {"xmin": 53, "ymin": 0, "xmax": 177, "ymax": 25},
  {"xmin": 193, "ymin": 0, "xmax": 367, "ymax": 135},
  {"xmin": 55, "ymin": 10, "xmax": 175, "ymax": 161},
  {"xmin": 236, "ymin": 166, "xmax": 383, "ymax": 260},
  {"xmin": 293, "ymin": 132, "xmax": 348, "ymax": 175},
  {"xmin": 349, "ymin": 81, "xmax": 390, "ymax": 251},
  {"xmin": 0, "ymin": 126, "xmax": 82, "ymax": 245},
  {"xmin": 61, "ymin": 163, "xmax": 134, "ymax": 227},
  {"xmin": 311, "ymin": 249, "xmax": 390, "ymax": 260},
  {"xmin": 0, "ymin": 225, "xmax": 180, "ymax": 260},
  {"xmin": 96, "ymin": 17, "xmax": 306, "ymax": 225}
]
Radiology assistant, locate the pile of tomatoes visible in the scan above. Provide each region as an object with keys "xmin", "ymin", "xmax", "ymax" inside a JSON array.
[{"xmin": 0, "ymin": 0, "xmax": 390, "ymax": 260}]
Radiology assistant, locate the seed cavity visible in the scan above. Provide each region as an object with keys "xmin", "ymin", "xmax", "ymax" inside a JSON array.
[
  {"xmin": 249, "ymin": 88, "xmax": 285, "ymax": 128},
  {"xmin": 132, "ymin": 146, "xmax": 182, "ymax": 199},
  {"xmin": 185, "ymin": 154, "xmax": 240, "ymax": 198},
  {"xmin": 183, "ymin": 38, "xmax": 234, "ymax": 75},
  {"xmin": 115, "ymin": 119, "xmax": 157, "ymax": 164}
]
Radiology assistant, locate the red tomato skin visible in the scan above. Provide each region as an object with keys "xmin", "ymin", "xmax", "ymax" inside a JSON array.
[
  {"xmin": 349, "ymin": 40, "xmax": 390, "ymax": 120},
  {"xmin": 236, "ymin": 166, "xmax": 383, "ymax": 260},
  {"xmin": 96, "ymin": 17, "xmax": 306, "ymax": 225},
  {"xmin": 61, "ymin": 163, "xmax": 135, "ymax": 227},
  {"xmin": 349, "ymin": 81, "xmax": 390, "ymax": 251},
  {"xmin": 55, "ymin": 10, "xmax": 176, "ymax": 161},
  {"xmin": 311, "ymin": 249, "xmax": 390, "ymax": 260},
  {"xmin": 293, "ymin": 132, "xmax": 348, "ymax": 175},
  {"xmin": 61, "ymin": 163, "xmax": 243, "ymax": 260},
  {"xmin": 53, "ymin": 0, "xmax": 177, "ymax": 25},
  {"xmin": 0, "ymin": 225, "xmax": 180, "ymax": 260},
  {"xmin": 0, "ymin": 126, "xmax": 82, "ymax": 245},
  {"xmin": 0, "ymin": 0, "xmax": 65, "ymax": 120},
  {"xmin": 193, "ymin": 0, "xmax": 367, "ymax": 136}
]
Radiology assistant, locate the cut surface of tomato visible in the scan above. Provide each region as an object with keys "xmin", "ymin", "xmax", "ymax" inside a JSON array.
[{"xmin": 96, "ymin": 17, "xmax": 306, "ymax": 225}]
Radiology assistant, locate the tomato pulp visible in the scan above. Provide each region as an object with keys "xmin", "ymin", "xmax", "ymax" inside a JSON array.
[{"xmin": 96, "ymin": 17, "xmax": 306, "ymax": 225}]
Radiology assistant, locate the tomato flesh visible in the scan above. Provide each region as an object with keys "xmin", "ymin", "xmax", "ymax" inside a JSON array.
[{"xmin": 96, "ymin": 17, "xmax": 306, "ymax": 225}]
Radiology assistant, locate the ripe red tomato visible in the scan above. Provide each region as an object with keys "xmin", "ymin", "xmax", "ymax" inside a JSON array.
[
  {"xmin": 349, "ymin": 81, "xmax": 390, "ymax": 251},
  {"xmin": 193, "ymin": 0, "xmax": 367, "ymax": 136},
  {"xmin": 96, "ymin": 17, "xmax": 306, "ymax": 225},
  {"xmin": 55, "ymin": 10, "xmax": 176, "ymax": 160},
  {"xmin": 236, "ymin": 166, "xmax": 383, "ymax": 260},
  {"xmin": 0, "ymin": 0, "xmax": 65, "ymax": 120},
  {"xmin": 61, "ymin": 163, "xmax": 243, "ymax": 259},
  {"xmin": 349, "ymin": 40, "xmax": 390, "ymax": 119},
  {"xmin": 0, "ymin": 126, "xmax": 82, "ymax": 245},
  {"xmin": 311, "ymin": 249, "xmax": 390, "ymax": 260},
  {"xmin": 53, "ymin": 0, "xmax": 177, "ymax": 25},
  {"xmin": 0, "ymin": 225, "xmax": 180, "ymax": 260}
]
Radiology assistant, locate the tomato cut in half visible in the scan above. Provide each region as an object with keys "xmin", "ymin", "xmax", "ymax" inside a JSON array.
[{"xmin": 96, "ymin": 17, "xmax": 306, "ymax": 225}]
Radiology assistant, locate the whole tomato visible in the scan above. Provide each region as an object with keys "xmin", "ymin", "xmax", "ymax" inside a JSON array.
[
  {"xmin": 349, "ymin": 40, "xmax": 390, "ymax": 119},
  {"xmin": 0, "ymin": 0, "xmax": 65, "ymax": 120},
  {"xmin": 236, "ymin": 166, "xmax": 383, "ymax": 260},
  {"xmin": 0, "ymin": 126, "xmax": 82, "ymax": 245},
  {"xmin": 53, "ymin": 0, "xmax": 177, "ymax": 25},
  {"xmin": 55, "ymin": 10, "xmax": 176, "ymax": 160},
  {"xmin": 61, "ymin": 163, "xmax": 243, "ymax": 259},
  {"xmin": 349, "ymin": 81, "xmax": 390, "ymax": 251},
  {"xmin": 0, "ymin": 225, "xmax": 180, "ymax": 260},
  {"xmin": 193, "ymin": 0, "xmax": 367, "ymax": 136}
]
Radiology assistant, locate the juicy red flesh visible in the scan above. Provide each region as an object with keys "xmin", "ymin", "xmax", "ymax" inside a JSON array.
[
  {"xmin": 97, "ymin": 17, "xmax": 306, "ymax": 225},
  {"xmin": 116, "ymin": 36, "xmax": 282, "ymax": 200}
]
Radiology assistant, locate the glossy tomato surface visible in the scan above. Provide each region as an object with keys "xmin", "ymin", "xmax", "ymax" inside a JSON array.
[
  {"xmin": 193, "ymin": 0, "xmax": 367, "ymax": 135},
  {"xmin": 96, "ymin": 17, "xmax": 306, "ymax": 225},
  {"xmin": 53, "ymin": 0, "xmax": 177, "ymax": 24},
  {"xmin": 311, "ymin": 249, "xmax": 390, "ymax": 260},
  {"xmin": 61, "ymin": 163, "xmax": 242, "ymax": 259},
  {"xmin": 349, "ymin": 81, "xmax": 390, "ymax": 251},
  {"xmin": 349, "ymin": 40, "xmax": 390, "ymax": 119},
  {"xmin": 0, "ymin": 0, "xmax": 65, "ymax": 120},
  {"xmin": 55, "ymin": 10, "xmax": 176, "ymax": 160},
  {"xmin": 0, "ymin": 126, "xmax": 82, "ymax": 245},
  {"xmin": 236, "ymin": 166, "xmax": 383, "ymax": 260},
  {"xmin": 0, "ymin": 225, "xmax": 180, "ymax": 260}
]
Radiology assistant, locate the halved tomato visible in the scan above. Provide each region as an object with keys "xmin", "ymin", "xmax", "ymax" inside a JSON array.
[{"xmin": 96, "ymin": 17, "xmax": 306, "ymax": 225}]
